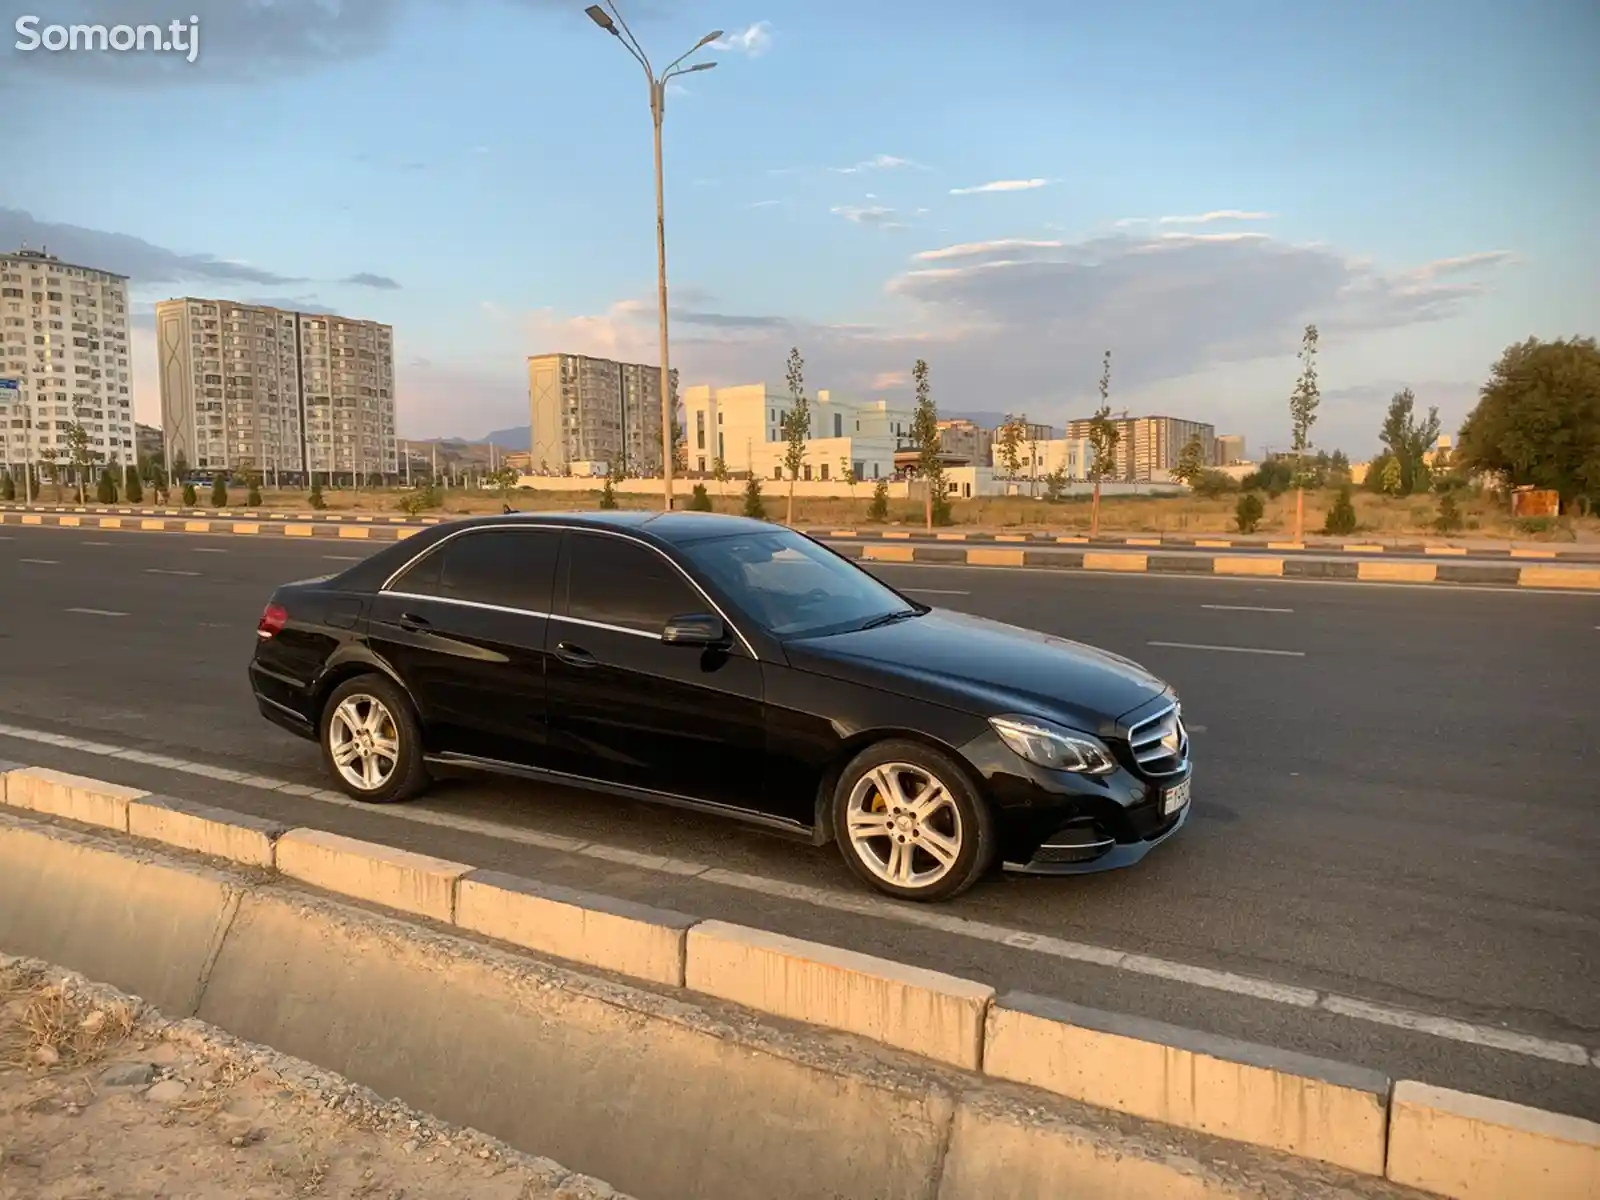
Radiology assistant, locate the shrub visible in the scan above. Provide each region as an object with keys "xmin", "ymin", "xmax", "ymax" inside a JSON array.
[
  {"xmin": 741, "ymin": 475, "xmax": 765, "ymax": 519},
  {"xmin": 96, "ymin": 467, "xmax": 117, "ymax": 504},
  {"xmin": 599, "ymin": 476, "xmax": 618, "ymax": 509},
  {"xmin": 124, "ymin": 466, "xmax": 143, "ymax": 503},
  {"xmin": 398, "ymin": 484, "xmax": 440, "ymax": 516},
  {"xmin": 1321, "ymin": 485, "xmax": 1358, "ymax": 535},
  {"xmin": 1191, "ymin": 469, "xmax": 1238, "ymax": 499},
  {"xmin": 1235, "ymin": 492, "xmax": 1264, "ymax": 533},
  {"xmin": 209, "ymin": 475, "xmax": 228, "ymax": 506},
  {"xmin": 1434, "ymin": 492, "xmax": 1463, "ymax": 534},
  {"xmin": 1043, "ymin": 468, "xmax": 1067, "ymax": 503},
  {"xmin": 181, "ymin": 482, "xmax": 197, "ymax": 506},
  {"xmin": 0, "ymin": 471, "xmax": 13, "ymax": 501},
  {"xmin": 688, "ymin": 482, "xmax": 713, "ymax": 511},
  {"xmin": 867, "ymin": 479, "xmax": 890, "ymax": 521},
  {"xmin": 308, "ymin": 478, "xmax": 327, "ymax": 510},
  {"xmin": 931, "ymin": 488, "xmax": 952, "ymax": 526},
  {"xmin": 246, "ymin": 476, "xmax": 262, "ymax": 506}
]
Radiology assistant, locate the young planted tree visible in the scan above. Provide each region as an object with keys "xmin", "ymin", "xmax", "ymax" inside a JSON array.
[
  {"xmin": 1235, "ymin": 492, "xmax": 1265, "ymax": 533},
  {"xmin": 1086, "ymin": 349, "xmax": 1120, "ymax": 536},
  {"xmin": 124, "ymin": 464, "xmax": 143, "ymax": 503},
  {"xmin": 0, "ymin": 471, "xmax": 13, "ymax": 502},
  {"xmin": 64, "ymin": 420, "xmax": 97, "ymax": 504},
  {"xmin": 599, "ymin": 464, "xmax": 620, "ymax": 510},
  {"xmin": 711, "ymin": 455, "xmax": 730, "ymax": 498},
  {"xmin": 867, "ymin": 478, "xmax": 890, "ymax": 522},
  {"xmin": 210, "ymin": 474, "xmax": 228, "ymax": 507},
  {"xmin": 1043, "ymin": 466, "xmax": 1069, "ymax": 503},
  {"xmin": 1380, "ymin": 456, "xmax": 1403, "ymax": 495},
  {"xmin": 1434, "ymin": 491, "xmax": 1464, "ymax": 533},
  {"xmin": 246, "ymin": 472, "xmax": 263, "ymax": 507},
  {"xmin": 742, "ymin": 473, "xmax": 766, "ymax": 519},
  {"xmin": 1172, "ymin": 433, "xmax": 1206, "ymax": 487},
  {"xmin": 308, "ymin": 476, "xmax": 326, "ymax": 510},
  {"xmin": 96, "ymin": 466, "xmax": 117, "ymax": 504},
  {"xmin": 688, "ymin": 482, "xmax": 713, "ymax": 511},
  {"xmin": 1322, "ymin": 485, "xmax": 1357, "ymax": 535},
  {"xmin": 910, "ymin": 358, "xmax": 945, "ymax": 529},
  {"xmin": 181, "ymin": 481, "xmax": 198, "ymax": 506},
  {"xmin": 996, "ymin": 414, "xmax": 1025, "ymax": 483},
  {"xmin": 780, "ymin": 347, "xmax": 811, "ymax": 525},
  {"xmin": 1379, "ymin": 387, "xmax": 1441, "ymax": 497},
  {"xmin": 839, "ymin": 456, "xmax": 858, "ymax": 505},
  {"xmin": 1288, "ymin": 323, "xmax": 1321, "ymax": 542}
]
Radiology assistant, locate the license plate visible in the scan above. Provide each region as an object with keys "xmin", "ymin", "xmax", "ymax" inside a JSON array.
[{"xmin": 1162, "ymin": 778, "xmax": 1191, "ymax": 816}]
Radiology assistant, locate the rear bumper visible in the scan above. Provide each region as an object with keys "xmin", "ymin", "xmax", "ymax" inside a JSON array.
[{"xmin": 249, "ymin": 661, "xmax": 317, "ymax": 741}]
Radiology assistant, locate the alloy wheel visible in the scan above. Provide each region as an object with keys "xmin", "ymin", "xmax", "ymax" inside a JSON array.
[
  {"xmin": 327, "ymin": 693, "xmax": 401, "ymax": 792},
  {"xmin": 844, "ymin": 762, "xmax": 965, "ymax": 890}
]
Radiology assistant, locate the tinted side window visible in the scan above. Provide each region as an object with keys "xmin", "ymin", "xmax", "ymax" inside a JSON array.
[
  {"xmin": 392, "ymin": 529, "xmax": 558, "ymax": 612},
  {"xmin": 565, "ymin": 532, "xmax": 703, "ymax": 633}
]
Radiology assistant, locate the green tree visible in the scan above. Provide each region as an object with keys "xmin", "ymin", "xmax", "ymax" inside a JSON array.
[
  {"xmin": 780, "ymin": 347, "xmax": 811, "ymax": 525},
  {"xmin": 246, "ymin": 472, "xmax": 263, "ymax": 506},
  {"xmin": 1456, "ymin": 336, "xmax": 1600, "ymax": 508},
  {"xmin": 1364, "ymin": 452, "xmax": 1395, "ymax": 493},
  {"xmin": 124, "ymin": 464, "xmax": 143, "ymax": 503},
  {"xmin": 1043, "ymin": 465, "xmax": 1069, "ymax": 503},
  {"xmin": 1288, "ymin": 323, "xmax": 1321, "ymax": 541},
  {"xmin": 1380, "ymin": 456, "xmax": 1403, "ymax": 496},
  {"xmin": 1086, "ymin": 349, "xmax": 1120, "ymax": 536},
  {"xmin": 308, "ymin": 476, "xmax": 326, "ymax": 510},
  {"xmin": 95, "ymin": 466, "xmax": 117, "ymax": 504},
  {"xmin": 711, "ymin": 455, "xmax": 730, "ymax": 498},
  {"xmin": 64, "ymin": 419, "xmax": 99, "ymax": 504},
  {"xmin": 1192, "ymin": 469, "xmax": 1238, "ymax": 499},
  {"xmin": 399, "ymin": 484, "xmax": 440, "ymax": 516},
  {"xmin": 1235, "ymin": 492, "xmax": 1264, "ymax": 533},
  {"xmin": 688, "ymin": 482, "xmax": 713, "ymax": 511},
  {"xmin": 0, "ymin": 471, "xmax": 13, "ymax": 502},
  {"xmin": 839, "ymin": 455, "xmax": 857, "ymax": 503},
  {"xmin": 910, "ymin": 359, "xmax": 948, "ymax": 528},
  {"xmin": 741, "ymin": 473, "xmax": 765, "ymax": 519},
  {"xmin": 1243, "ymin": 457, "xmax": 1293, "ymax": 497},
  {"xmin": 867, "ymin": 478, "xmax": 890, "ymax": 521},
  {"xmin": 488, "ymin": 465, "xmax": 518, "ymax": 498},
  {"xmin": 670, "ymin": 412, "xmax": 688, "ymax": 476},
  {"xmin": 1172, "ymin": 433, "xmax": 1206, "ymax": 486},
  {"xmin": 181, "ymin": 481, "xmax": 198, "ymax": 506},
  {"xmin": 1322, "ymin": 485, "xmax": 1357, "ymax": 535},
  {"xmin": 599, "ymin": 464, "xmax": 619, "ymax": 510},
  {"xmin": 1379, "ymin": 387, "xmax": 1441, "ymax": 497},
  {"xmin": 996, "ymin": 413, "xmax": 1025, "ymax": 481},
  {"xmin": 1434, "ymin": 491, "xmax": 1464, "ymax": 533},
  {"xmin": 209, "ymin": 474, "xmax": 228, "ymax": 506}
]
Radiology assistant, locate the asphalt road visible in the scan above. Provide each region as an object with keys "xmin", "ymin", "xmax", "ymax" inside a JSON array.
[{"xmin": 1, "ymin": 522, "xmax": 1597, "ymax": 1119}]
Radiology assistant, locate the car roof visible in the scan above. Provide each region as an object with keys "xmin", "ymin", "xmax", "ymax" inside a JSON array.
[{"xmin": 458, "ymin": 509, "xmax": 782, "ymax": 546}]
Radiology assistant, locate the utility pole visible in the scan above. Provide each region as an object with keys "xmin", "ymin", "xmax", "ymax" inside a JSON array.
[{"xmin": 585, "ymin": 3, "xmax": 721, "ymax": 511}]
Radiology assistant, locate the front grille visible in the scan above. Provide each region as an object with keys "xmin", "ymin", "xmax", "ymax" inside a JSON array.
[{"xmin": 1127, "ymin": 701, "xmax": 1188, "ymax": 778}]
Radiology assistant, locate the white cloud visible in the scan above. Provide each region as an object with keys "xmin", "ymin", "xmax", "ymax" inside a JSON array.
[
  {"xmin": 748, "ymin": 199, "xmax": 782, "ymax": 208},
  {"xmin": 949, "ymin": 179, "xmax": 1049, "ymax": 196},
  {"xmin": 831, "ymin": 205, "xmax": 902, "ymax": 228},
  {"xmin": 710, "ymin": 21, "xmax": 773, "ymax": 57},
  {"xmin": 831, "ymin": 154, "xmax": 922, "ymax": 174},
  {"xmin": 1158, "ymin": 210, "xmax": 1276, "ymax": 225}
]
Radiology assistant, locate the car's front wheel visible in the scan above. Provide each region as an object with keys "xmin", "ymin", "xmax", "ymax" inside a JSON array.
[
  {"xmin": 831, "ymin": 740, "xmax": 995, "ymax": 902},
  {"xmin": 319, "ymin": 674, "xmax": 429, "ymax": 804}
]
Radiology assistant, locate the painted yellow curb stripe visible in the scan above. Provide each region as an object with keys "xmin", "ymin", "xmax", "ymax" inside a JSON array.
[
  {"xmin": 995, "ymin": 534, "xmax": 1029, "ymax": 543},
  {"xmin": 1358, "ymin": 561, "xmax": 1437, "ymax": 583},
  {"xmin": 21, "ymin": 514, "xmax": 41, "ymax": 525},
  {"xmin": 396, "ymin": 528, "xmax": 420, "ymax": 540},
  {"xmin": 967, "ymin": 547, "xmax": 1026, "ymax": 567},
  {"xmin": 1519, "ymin": 567, "xmax": 1600, "ymax": 590},
  {"xmin": 1083, "ymin": 552, "xmax": 1148, "ymax": 572},
  {"xmin": 1424, "ymin": 546, "xmax": 1469, "ymax": 556},
  {"xmin": 1125, "ymin": 537, "xmax": 1161, "ymax": 547},
  {"xmin": 1343, "ymin": 544, "xmax": 1384, "ymax": 553},
  {"xmin": 338, "ymin": 525, "xmax": 372, "ymax": 539},
  {"xmin": 934, "ymin": 532, "xmax": 967, "ymax": 541},
  {"xmin": 1509, "ymin": 548, "xmax": 1556, "ymax": 560},
  {"xmin": 882, "ymin": 531, "xmax": 912, "ymax": 540},
  {"xmin": 283, "ymin": 524, "xmax": 316, "ymax": 538},
  {"xmin": 862, "ymin": 543, "xmax": 914, "ymax": 563},
  {"xmin": 1213, "ymin": 556, "xmax": 1286, "ymax": 577},
  {"xmin": 1267, "ymin": 541, "xmax": 1306, "ymax": 551},
  {"xmin": 59, "ymin": 515, "xmax": 81, "ymax": 527},
  {"xmin": 829, "ymin": 530, "xmax": 856, "ymax": 537},
  {"xmin": 140, "ymin": 518, "xmax": 166, "ymax": 531},
  {"xmin": 184, "ymin": 520, "xmax": 211, "ymax": 533},
  {"xmin": 231, "ymin": 523, "xmax": 261, "ymax": 535},
  {"xmin": 98, "ymin": 517, "xmax": 122, "ymax": 530},
  {"xmin": 1194, "ymin": 539, "xmax": 1233, "ymax": 548}
]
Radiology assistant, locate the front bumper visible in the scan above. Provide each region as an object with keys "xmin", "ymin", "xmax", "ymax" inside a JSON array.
[{"xmin": 1003, "ymin": 798, "xmax": 1190, "ymax": 874}]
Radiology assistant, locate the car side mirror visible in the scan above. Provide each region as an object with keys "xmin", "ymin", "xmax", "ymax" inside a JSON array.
[{"xmin": 662, "ymin": 612, "xmax": 728, "ymax": 647}]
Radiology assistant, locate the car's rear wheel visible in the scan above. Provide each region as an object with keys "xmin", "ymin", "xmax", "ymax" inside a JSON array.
[
  {"xmin": 319, "ymin": 674, "xmax": 429, "ymax": 804},
  {"xmin": 831, "ymin": 739, "xmax": 995, "ymax": 902}
]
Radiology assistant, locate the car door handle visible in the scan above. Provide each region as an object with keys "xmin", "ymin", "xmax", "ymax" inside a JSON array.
[
  {"xmin": 554, "ymin": 641, "xmax": 597, "ymax": 668},
  {"xmin": 397, "ymin": 612, "xmax": 432, "ymax": 633}
]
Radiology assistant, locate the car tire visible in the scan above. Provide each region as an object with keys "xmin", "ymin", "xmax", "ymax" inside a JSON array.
[
  {"xmin": 318, "ymin": 673, "xmax": 430, "ymax": 805},
  {"xmin": 831, "ymin": 739, "xmax": 995, "ymax": 902}
]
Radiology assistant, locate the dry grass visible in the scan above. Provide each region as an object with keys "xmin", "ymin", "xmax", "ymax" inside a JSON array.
[
  {"xmin": 37, "ymin": 480, "xmax": 1599, "ymax": 542},
  {"xmin": 0, "ymin": 973, "xmax": 137, "ymax": 1070}
]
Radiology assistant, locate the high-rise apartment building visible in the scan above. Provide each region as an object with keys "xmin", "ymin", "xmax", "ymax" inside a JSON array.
[
  {"xmin": 157, "ymin": 299, "xmax": 395, "ymax": 480},
  {"xmin": 1064, "ymin": 414, "xmax": 1215, "ymax": 481},
  {"xmin": 1214, "ymin": 434, "xmax": 1246, "ymax": 465},
  {"xmin": 528, "ymin": 353, "xmax": 674, "ymax": 473},
  {"xmin": 0, "ymin": 248, "xmax": 134, "ymax": 475}
]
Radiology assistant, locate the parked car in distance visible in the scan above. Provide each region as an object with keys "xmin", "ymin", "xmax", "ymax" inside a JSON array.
[{"xmin": 250, "ymin": 511, "xmax": 1191, "ymax": 901}]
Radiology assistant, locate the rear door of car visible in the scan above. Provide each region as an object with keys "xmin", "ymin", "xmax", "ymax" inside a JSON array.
[
  {"xmin": 544, "ymin": 530, "xmax": 770, "ymax": 814},
  {"xmin": 368, "ymin": 525, "xmax": 561, "ymax": 765}
]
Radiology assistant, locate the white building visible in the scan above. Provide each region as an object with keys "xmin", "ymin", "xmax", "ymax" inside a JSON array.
[
  {"xmin": 0, "ymin": 247, "xmax": 134, "ymax": 477},
  {"xmin": 157, "ymin": 299, "xmax": 396, "ymax": 481}
]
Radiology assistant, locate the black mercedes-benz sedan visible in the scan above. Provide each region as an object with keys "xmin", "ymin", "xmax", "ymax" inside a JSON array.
[{"xmin": 249, "ymin": 511, "xmax": 1191, "ymax": 902}]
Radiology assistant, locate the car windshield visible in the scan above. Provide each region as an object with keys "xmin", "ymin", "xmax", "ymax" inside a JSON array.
[{"xmin": 679, "ymin": 529, "xmax": 919, "ymax": 639}]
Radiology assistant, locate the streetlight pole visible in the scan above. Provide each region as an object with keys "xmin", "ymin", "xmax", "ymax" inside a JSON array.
[{"xmin": 585, "ymin": 3, "xmax": 721, "ymax": 512}]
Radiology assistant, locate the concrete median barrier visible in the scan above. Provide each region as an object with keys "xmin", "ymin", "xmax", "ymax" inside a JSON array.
[
  {"xmin": 128, "ymin": 794, "xmax": 288, "ymax": 868},
  {"xmin": 455, "ymin": 869, "xmax": 696, "ymax": 987},
  {"xmin": 685, "ymin": 919, "xmax": 993, "ymax": 1069},
  {"xmin": 1385, "ymin": 1081, "xmax": 1600, "ymax": 1200},
  {"xmin": 273, "ymin": 827, "xmax": 471, "ymax": 923},
  {"xmin": 1, "ymin": 764, "xmax": 144, "ymax": 831},
  {"xmin": 983, "ymin": 992, "xmax": 1391, "ymax": 1176}
]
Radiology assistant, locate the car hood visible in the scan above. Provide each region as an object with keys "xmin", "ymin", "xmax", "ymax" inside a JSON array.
[{"xmin": 785, "ymin": 607, "xmax": 1168, "ymax": 733}]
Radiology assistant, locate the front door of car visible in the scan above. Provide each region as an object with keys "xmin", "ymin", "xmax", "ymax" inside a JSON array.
[
  {"xmin": 544, "ymin": 530, "xmax": 768, "ymax": 813},
  {"xmin": 367, "ymin": 526, "xmax": 560, "ymax": 766}
]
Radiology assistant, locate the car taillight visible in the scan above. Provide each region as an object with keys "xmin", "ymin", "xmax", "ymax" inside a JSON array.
[{"xmin": 257, "ymin": 602, "xmax": 288, "ymax": 640}]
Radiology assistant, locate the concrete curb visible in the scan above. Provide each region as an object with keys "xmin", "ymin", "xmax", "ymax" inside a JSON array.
[
  {"xmin": 5, "ymin": 507, "xmax": 1598, "ymax": 588},
  {"xmin": 5, "ymin": 501, "xmax": 1596, "ymax": 560},
  {"xmin": 2, "ymin": 765, "xmax": 1593, "ymax": 1197}
]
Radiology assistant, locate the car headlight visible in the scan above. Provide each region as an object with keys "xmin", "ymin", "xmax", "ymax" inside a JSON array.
[{"xmin": 990, "ymin": 715, "xmax": 1117, "ymax": 775}]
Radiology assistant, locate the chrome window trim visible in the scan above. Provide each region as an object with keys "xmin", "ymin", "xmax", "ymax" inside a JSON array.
[{"xmin": 378, "ymin": 522, "xmax": 758, "ymax": 659}]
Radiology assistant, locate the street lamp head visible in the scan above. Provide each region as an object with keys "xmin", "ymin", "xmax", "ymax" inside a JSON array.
[
  {"xmin": 696, "ymin": 30, "xmax": 724, "ymax": 49},
  {"xmin": 683, "ymin": 61, "xmax": 716, "ymax": 73},
  {"xmin": 584, "ymin": 5, "xmax": 619, "ymax": 33}
]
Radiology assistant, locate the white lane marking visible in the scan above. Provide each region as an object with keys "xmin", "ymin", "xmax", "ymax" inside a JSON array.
[
  {"xmin": 65, "ymin": 608, "xmax": 128, "ymax": 617},
  {"xmin": 193, "ymin": 547, "xmax": 228, "ymax": 554},
  {"xmin": 322, "ymin": 555, "xmax": 362, "ymax": 562},
  {"xmin": 1201, "ymin": 604, "xmax": 1294, "ymax": 614},
  {"xmin": 1147, "ymin": 640, "xmax": 1306, "ymax": 657},
  {"xmin": 83, "ymin": 541, "xmax": 113, "ymax": 546},
  {"xmin": 0, "ymin": 716, "xmax": 1591, "ymax": 1070},
  {"xmin": 903, "ymin": 588, "xmax": 970, "ymax": 596},
  {"xmin": 18, "ymin": 558, "xmax": 58, "ymax": 565},
  {"xmin": 144, "ymin": 568, "xmax": 201, "ymax": 577}
]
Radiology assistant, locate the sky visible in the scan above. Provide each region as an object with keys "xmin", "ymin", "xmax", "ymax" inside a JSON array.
[{"xmin": 2, "ymin": 0, "xmax": 1595, "ymax": 458}]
